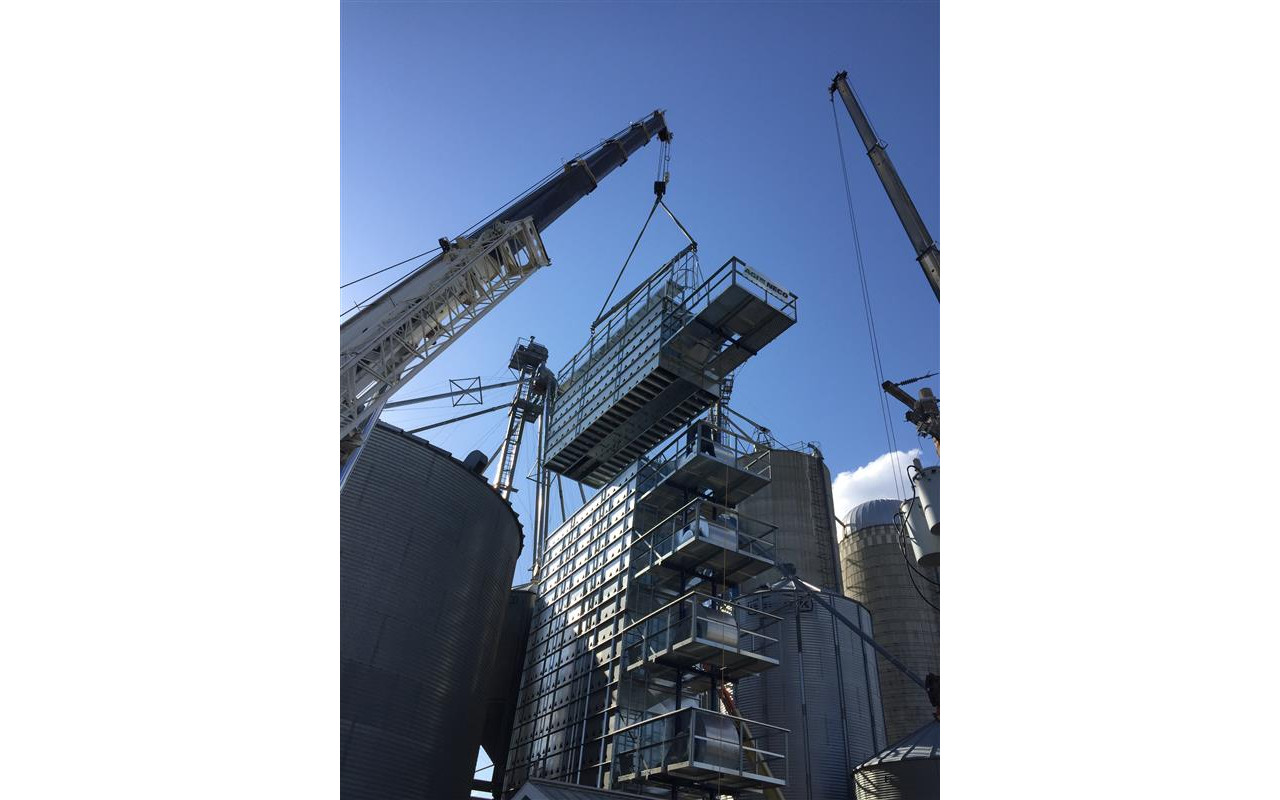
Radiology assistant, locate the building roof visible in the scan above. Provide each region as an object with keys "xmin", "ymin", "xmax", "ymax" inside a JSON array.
[
  {"xmin": 510, "ymin": 779, "xmax": 648, "ymax": 800},
  {"xmin": 846, "ymin": 497, "xmax": 901, "ymax": 531},
  {"xmin": 754, "ymin": 575, "xmax": 825, "ymax": 593},
  {"xmin": 855, "ymin": 719, "xmax": 939, "ymax": 770}
]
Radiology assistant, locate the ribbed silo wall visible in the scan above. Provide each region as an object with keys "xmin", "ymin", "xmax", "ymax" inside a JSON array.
[
  {"xmin": 853, "ymin": 760, "xmax": 940, "ymax": 800},
  {"xmin": 341, "ymin": 423, "xmax": 523, "ymax": 800},
  {"xmin": 479, "ymin": 588, "xmax": 537, "ymax": 795},
  {"xmin": 736, "ymin": 447, "xmax": 842, "ymax": 594},
  {"xmin": 839, "ymin": 499, "xmax": 939, "ymax": 744},
  {"xmin": 733, "ymin": 588, "xmax": 887, "ymax": 800}
]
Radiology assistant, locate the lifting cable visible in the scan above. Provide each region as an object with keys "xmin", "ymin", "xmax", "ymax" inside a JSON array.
[
  {"xmin": 830, "ymin": 95, "xmax": 909, "ymax": 500},
  {"xmin": 590, "ymin": 129, "xmax": 695, "ymax": 333},
  {"xmin": 592, "ymin": 196, "xmax": 661, "ymax": 330}
]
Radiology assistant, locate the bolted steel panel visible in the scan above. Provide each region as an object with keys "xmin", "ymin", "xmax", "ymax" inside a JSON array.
[
  {"xmin": 342, "ymin": 423, "xmax": 523, "ymax": 800},
  {"xmin": 737, "ymin": 447, "xmax": 842, "ymax": 594},
  {"xmin": 734, "ymin": 588, "xmax": 887, "ymax": 800}
]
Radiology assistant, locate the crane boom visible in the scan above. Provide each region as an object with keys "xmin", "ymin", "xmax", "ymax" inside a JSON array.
[
  {"xmin": 340, "ymin": 110, "xmax": 669, "ymax": 467},
  {"xmin": 829, "ymin": 71, "xmax": 939, "ymax": 300}
]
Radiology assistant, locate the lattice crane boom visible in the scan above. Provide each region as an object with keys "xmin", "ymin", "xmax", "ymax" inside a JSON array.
[{"xmin": 340, "ymin": 109, "xmax": 670, "ymax": 471}]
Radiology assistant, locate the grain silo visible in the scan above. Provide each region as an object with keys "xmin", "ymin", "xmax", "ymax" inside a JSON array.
[
  {"xmin": 341, "ymin": 422, "xmax": 523, "ymax": 800},
  {"xmin": 839, "ymin": 499, "xmax": 939, "ymax": 743},
  {"xmin": 478, "ymin": 587, "xmax": 538, "ymax": 797},
  {"xmin": 736, "ymin": 445, "xmax": 842, "ymax": 593},
  {"xmin": 852, "ymin": 719, "xmax": 939, "ymax": 800},
  {"xmin": 733, "ymin": 579, "xmax": 888, "ymax": 800}
]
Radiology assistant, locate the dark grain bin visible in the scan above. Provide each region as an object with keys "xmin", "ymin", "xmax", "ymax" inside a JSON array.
[
  {"xmin": 734, "ymin": 581, "xmax": 887, "ymax": 800},
  {"xmin": 479, "ymin": 587, "xmax": 538, "ymax": 796},
  {"xmin": 341, "ymin": 422, "xmax": 523, "ymax": 800}
]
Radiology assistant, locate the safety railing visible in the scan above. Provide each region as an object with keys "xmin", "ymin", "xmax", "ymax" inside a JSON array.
[
  {"xmin": 555, "ymin": 252, "xmax": 796, "ymax": 394},
  {"xmin": 660, "ymin": 255, "xmax": 797, "ymax": 355},
  {"xmin": 612, "ymin": 706, "xmax": 788, "ymax": 788},
  {"xmin": 635, "ymin": 419, "xmax": 771, "ymax": 498},
  {"xmin": 631, "ymin": 497, "xmax": 777, "ymax": 577},
  {"xmin": 621, "ymin": 590, "xmax": 780, "ymax": 675}
]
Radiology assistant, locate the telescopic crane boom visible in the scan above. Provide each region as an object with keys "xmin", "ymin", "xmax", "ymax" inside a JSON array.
[
  {"xmin": 340, "ymin": 110, "xmax": 670, "ymax": 472},
  {"xmin": 830, "ymin": 71, "xmax": 940, "ymax": 300}
]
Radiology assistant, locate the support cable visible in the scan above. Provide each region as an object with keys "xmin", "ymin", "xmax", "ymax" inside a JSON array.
[
  {"xmin": 591, "ymin": 129, "xmax": 696, "ymax": 333},
  {"xmin": 342, "ymin": 118, "xmax": 651, "ymax": 312},
  {"xmin": 592, "ymin": 197, "xmax": 660, "ymax": 331},
  {"xmin": 340, "ymin": 245, "xmax": 443, "ymax": 289},
  {"xmin": 895, "ymin": 498, "xmax": 940, "ymax": 587},
  {"xmin": 831, "ymin": 96, "xmax": 910, "ymax": 500},
  {"xmin": 658, "ymin": 199, "xmax": 696, "ymax": 248}
]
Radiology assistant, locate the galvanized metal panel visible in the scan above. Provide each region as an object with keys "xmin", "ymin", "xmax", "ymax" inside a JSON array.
[
  {"xmin": 733, "ymin": 589, "xmax": 888, "ymax": 800},
  {"xmin": 341, "ymin": 423, "xmax": 523, "ymax": 800},
  {"xmin": 737, "ymin": 448, "xmax": 842, "ymax": 594}
]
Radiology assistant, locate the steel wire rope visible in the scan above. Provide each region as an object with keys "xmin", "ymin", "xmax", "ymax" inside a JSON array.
[
  {"xmin": 829, "ymin": 96, "xmax": 910, "ymax": 501},
  {"xmin": 592, "ymin": 197, "xmax": 661, "ymax": 331},
  {"xmin": 341, "ymin": 121, "xmax": 639, "ymax": 315},
  {"xmin": 591, "ymin": 151, "xmax": 696, "ymax": 332},
  {"xmin": 903, "ymin": 557, "xmax": 939, "ymax": 612},
  {"xmin": 894, "ymin": 499, "xmax": 940, "ymax": 587},
  {"xmin": 340, "ymin": 245, "xmax": 443, "ymax": 290}
]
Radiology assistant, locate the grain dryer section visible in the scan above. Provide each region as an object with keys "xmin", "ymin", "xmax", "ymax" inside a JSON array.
[{"xmin": 543, "ymin": 247, "xmax": 797, "ymax": 488}]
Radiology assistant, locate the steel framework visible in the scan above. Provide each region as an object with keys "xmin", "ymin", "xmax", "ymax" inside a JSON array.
[{"xmin": 340, "ymin": 217, "xmax": 550, "ymax": 454}]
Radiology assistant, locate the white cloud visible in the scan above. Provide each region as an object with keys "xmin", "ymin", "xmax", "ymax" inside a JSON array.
[{"xmin": 831, "ymin": 448, "xmax": 922, "ymax": 522}]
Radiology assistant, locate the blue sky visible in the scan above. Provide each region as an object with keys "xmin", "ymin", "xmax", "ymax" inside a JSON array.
[{"xmin": 341, "ymin": 0, "xmax": 939, "ymax": 582}]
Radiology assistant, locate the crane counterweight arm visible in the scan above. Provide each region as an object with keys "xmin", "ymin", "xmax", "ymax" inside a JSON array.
[{"xmin": 830, "ymin": 71, "xmax": 940, "ymax": 300}]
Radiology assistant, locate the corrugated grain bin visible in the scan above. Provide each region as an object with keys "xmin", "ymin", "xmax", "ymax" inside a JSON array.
[
  {"xmin": 852, "ymin": 720, "xmax": 939, "ymax": 800},
  {"xmin": 341, "ymin": 423, "xmax": 523, "ymax": 800},
  {"xmin": 839, "ymin": 499, "xmax": 939, "ymax": 744},
  {"xmin": 734, "ymin": 580, "xmax": 887, "ymax": 800},
  {"xmin": 736, "ymin": 445, "xmax": 842, "ymax": 594},
  {"xmin": 479, "ymin": 587, "xmax": 538, "ymax": 795}
]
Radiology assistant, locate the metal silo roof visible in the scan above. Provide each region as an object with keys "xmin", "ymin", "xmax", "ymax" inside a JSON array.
[
  {"xmin": 847, "ymin": 498, "xmax": 902, "ymax": 531},
  {"xmin": 856, "ymin": 719, "xmax": 939, "ymax": 769}
]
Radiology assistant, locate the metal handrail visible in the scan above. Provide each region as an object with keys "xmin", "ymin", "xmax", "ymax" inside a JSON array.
[
  {"xmin": 630, "ymin": 497, "xmax": 778, "ymax": 574},
  {"xmin": 635, "ymin": 417, "xmax": 772, "ymax": 495},
  {"xmin": 620, "ymin": 590, "xmax": 780, "ymax": 671},
  {"xmin": 612, "ymin": 706, "xmax": 788, "ymax": 781},
  {"xmin": 622, "ymin": 590, "xmax": 782, "ymax": 636},
  {"xmin": 557, "ymin": 253, "xmax": 796, "ymax": 392}
]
